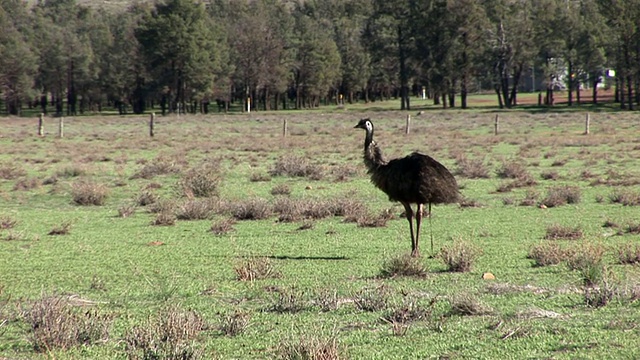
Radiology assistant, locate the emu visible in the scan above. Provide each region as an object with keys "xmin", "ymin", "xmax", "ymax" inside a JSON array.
[{"xmin": 354, "ymin": 118, "xmax": 460, "ymax": 257}]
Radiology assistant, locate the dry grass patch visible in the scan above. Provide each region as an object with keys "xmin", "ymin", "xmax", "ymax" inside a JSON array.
[
  {"xmin": 271, "ymin": 155, "xmax": 323, "ymax": 180},
  {"xmin": 218, "ymin": 310, "xmax": 251, "ymax": 337},
  {"xmin": 439, "ymin": 239, "xmax": 482, "ymax": 272},
  {"xmin": 356, "ymin": 209, "xmax": 394, "ymax": 228},
  {"xmin": 527, "ymin": 242, "xmax": 566, "ymax": 266},
  {"xmin": 496, "ymin": 160, "xmax": 529, "ymax": 180},
  {"xmin": 227, "ymin": 198, "xmax": 272, "ymax": 220},
  {"xmin": 13, "ymin": 177, "xmax": 40, "ymax": 191},
  {"xmin": 176, "ymin": 199, "xmax": 215, "ymax": 220},
  {"xmin": 267, "ymin": 287, "xmax": 308, "ymax": 314},
  {"xmin": 615, "ymin": 243, "xmax": 640, "ymax": 265},
  {"xmin": 381, "ymin": 296, "xmax": 438, "ymax": 336},
  {"xmin": 608, "ymin": 189, "xmax": 640, "ymax": 206},
  {"xmin": 48, "ymin": 221, "xmax": 72, "ymax": 236},
  {"xmin": 455, "ymin": 156, "xmax": 490, "ymax": 179},
  {"xmin": 71, "ymin": 181, "xmax": 109, "ymax": 206},
  {"xmin": 541, "ymin": 185, "xmax": 581, "ymax": 207},
  {"xmin": 270, "ymin": 183, "xmax": 291, "ymax": 196},
  {"xmin": 449, "ymin": 293, "xmax": 493, "ymax": 316},
  {"xmin": 544, "ymin": 224, "xmax": 583, "ymax": 240},
  {"xmin": 249, "ymin": 172, "xmax": 271, "ymax": 182},
  {"xmin": 276, "ymin": 332, "xmax": 342, "ymax": 360},
  {"xmin": 519, "ymin": 189, "xmax": 540, "ymax": 206},
  {"xmin": 0, "ymin": 163, "xmax": 26, "ymax": 179},
  {"xmin": 135, "ymin": 190, "xmax": 158, "ymax": 207},
  {"xmin": 353, "ymin": 285, "xmax": 390, "ymax": 312},
  {"xmin": 123, "ymin": 306, "xmax": 207, "ymax": 360},
  {"xmin": 130, "ymin": 156, "xmax": 181, "ymax": 179},
  {"xmin": 55, "ymin": 165, "xmax": 86, "ymax": 178},
  {"xmin": 379, "ymin": 253, "xmax": 428, "ymax": 278},
  {"xmin": 177, "ymin": 163, "xmax": 222, "ymax": 198},
  {"xmin": 234, "ymin": 257, "xmax": 280, "ymax": 281},
  {"xmin": 152, "ymin": 212, "xmax": 177, "ymax": 226},
  {"xmin": 0, "ymin": 215, "xmax": 17, "ymax": 230},
  {"xmin": 210, "ymin": 218, "xmax": 236, "ymax": 235},
  {"xmin": 565, "ymin": 243, "xmax": 606, "ymax": 286},
  {"xmin": 25, "ymin": 294, "xmax": 113, "ymax": 352}
]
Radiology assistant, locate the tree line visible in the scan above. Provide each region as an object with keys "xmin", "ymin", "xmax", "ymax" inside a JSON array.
[{"xmin": 1, "ymin": 0, "xmax": 639, "ymax": 116}]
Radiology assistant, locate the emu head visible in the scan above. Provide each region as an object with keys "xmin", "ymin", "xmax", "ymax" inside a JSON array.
[{"xmin": 354, "ymin": 118, "xmax": 373, "ymax": 133}]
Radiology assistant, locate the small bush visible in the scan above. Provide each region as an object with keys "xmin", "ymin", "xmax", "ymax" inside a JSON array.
[
  {"xmin": 234, "ymin": 257, "xmax": 280, "ymax": 281},
  {"xmin": 270, "ymin": 183, "xmax": 291, "ymax": 196},
  {"xmin": 313, "ymin": 288, "xmax": 340, "ymax": 312},
  {"xmin": 353, "ymin": 285, "xmax": 390, "ymax": 312},
  {"xmin": 123, "ymin": 306, "xmax": 207, "ymax": 360},
  {"xmin": 0, "ymin": 163, "xmax": 26, "ymax": 179},
  {"xmin": 267, "ymin": 287, "xmax": 308, "ymax": 314},
  {"xmin": 13, "ymin": 177, "xmax": 40, "ymax": 191},
  {"xmin": 527, "ymin": 242, "xmax": 566, "ymax": 266},
  {"xmin": 228, "ymin": 198, "xmax": 272, "ymax": 220},
  {"xmin": 218, "ymin": 310, "xmax": 251, "ymax": 337},
  {"xmin": 271, "ymin": 155, "xmax": 323, "ymax": 180},
  {"xmin": 541, "ymin": 186, "xmax": 581, "ymax": 207},
  {"xmin": 379, "ymin": 253, "xmax": 427, "ymax": 278},
  {"xmin": 249, "ymin": 172, "xmax": 271, "ymax": 182},
  {"xmin": 0, "ymin": 215, "xmax": 17, "ymax": 230},
  {"xmin": 135, "ymin": 191, "xmax": 158, "ymax": 207},
  {"xmin": 210, "ymin": 218, "xmax": 236, "ymax": 235},
  {"xmin": 130, "ymin": 156, "xmax": 180, "ymax": 179},
  {"xmin": 608, "ymin": 190, "xmax": 640, "ymax": 206},
  {"xmin": 118, "ymin": 204, "xmax": 136, "ymax": 218},
  {"xmin": 152, "ymin": 212, "xmax": 176, "ymax": 226},
  {"xmin": 25, "ymin": 295, "xmax": 113, "ymax": 352},
  {"xmin": 273, "ymin": 197, "xmax": 304, "ymax": 222},
  {"xmin": 48, "ymin": 221, "xmax": 72, "ymax": 236},
  {"xmin": 71, "ymin": 181, "xmax": 109, "ymax": 206},
  {"xmin": 55, "ymin": 165, "xmax": 86, "ymax": 178},
  {"xmin": 496, "ymin": 160, "xmax": 529, "ymax": 179},
  {"xmin": 176, "ymin": 199, "xmax": 215, "ymax": 220},
  {"xmin": 615, "ymin": 243, "xmax": 640, "ymax": 265},
  {"xmin": 565, "ymin": 243, "xmax": 606, "ymax": 286},
  {"xmin": 148, "ymin": 198, "xmax": 178, "ymax": 214},
  {"xmin": 277, "ymin": 332, "xmax": 341, "ymax": 360},
  {"xmin": 519, "ymin": 189, "xmax": 539, "ymax": 206},
  {"xmin": 449, "ymin": 293, "xmax": 493, "ymax": 316},
  {"xmin": 544, "ymin": 224, "xmax": 583, "ymax": 240},
  {"xmin": 177, "ymin": 163, "xmax": 222, "ymax": 198},
  {"xmin": 584, "ymin": 283, "xmax": 616, "ymax": 308},
  {"xmin": 357, "ymin": 209, "xmax": 394, "ymax": 228},
  {"xmin": 331, "ymin": 164, "xmax": 358, "ymax": 181},
  {"xmin": 455, "ymin": 156, "xmax": 490, "ymax": 179},
  {"xmin": 439, "ymin": 240, "xmax": 482, "ymax": 272},
  {"xmin": 540, "ymin": 171, "xmax": 559, "ymax": 180}
]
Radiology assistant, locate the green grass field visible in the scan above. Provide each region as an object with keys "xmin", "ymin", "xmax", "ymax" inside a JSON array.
[{"xmin": 1, "ymin": 103, "xmax": 639, "ymax": 359}]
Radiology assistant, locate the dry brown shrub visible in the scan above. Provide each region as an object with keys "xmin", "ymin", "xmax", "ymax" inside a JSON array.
[
  {"xmin": 541, "ymin": 186, "xmax": 581, "ymax": 207},
  {"xmin": 357, "ymin": 209, "xmax": 394, "ymax": 228},
  {"xmin": 353, "ymin": 285, "xmax": 390, "ymax": 312},
  {"xmin": 277, "ymin": 332, "xmax": 341, "ymax": 360},
  {"xmin": 71, "ymin": 181, "xmax": 109, "ymax": 206},
  {"xmin": 449, "ymin": 293, "xmax": 493, "ymax": 316},
  {"xmin": 273, "ymin": 197, "xmax": 304, "ymax": 222},
  {"xmin": 439, "ymin": 240, "xmax": 482, "ymax": 272},
  {"xmin": 271, "ymin": 155, "xmax": 323, "ymax": 180},
  {"xmin": 148, "ymin": 198, "xmax": 178, "ymax": 214},
  {"xmin": 527, "ymin": 242, "xmax": 566, "ymax": 266},
  {"xmin": 176, "ymin": 199, "xmax": 215, "ymax": 220},
  {"xmin": 123, "ymin": 306, "xmax": 206, "ymax": 360},
  {"xmin": 249, "ymin": 172, "xmax": 271, "ymax": 182},
  {"xmin": 130, "ymin": 156, "xmax": 181, "ymax": 179},
  {"xmin": 135, "ymin": 190, "xmax": 158, "ymax": 207},
  {"xmin": 544, "ymin": 224, "xmax": 583, "ymax": 240},
  {"xmin": 519, "ymin": 189, "xmax": 540, "ymax": 206},
  {"xmin": 234, "ymin": 257, "xmax": 280, "ymax": 281},
  {"xmin": 218, "ymin": 310, "xmax": 251, "ymax": 337},
  {"xmin": 267, "ymin": 287, "xmax": 308, "ymax": 313},
  {"xmin": 152, "ymin": 212, "xmax": 176, "ymax": 226},
  {"xmin": 379, "ymin": 253, "xmax": 428, "ymax": 278},
  {"xmin": 48, "ymin": 221, "xmax": 72, "ymax": 236},
  {"xmin": 25, "ymin": 295, "xmax": 113, "ymax": 352},
  {"xmin": 331, "ymin": 164, "xmax": 358, "ymax": 181},
  {"xmin": 13, "ymin": 177, "xmax": 40, "ymax": 191},
  {"xmin": 210, "ymin": 218, "xmax": 236, "ymax": 235},
  {"xmin": 455, "ymin": 156, "xmax": 490, "ymax": 179},
  {"xmin": 608, "ymin": 189, "xmax": 640, "ymax": 206},
  {"xmin": 565, "ymin": 243, "xmax": 606, "ymax": 286},
  {"xmin": 540, "ymin": 171, "xmax": 559, "ymax": 180},
  {"xmin": 496, "ymin": 160, "xmax": 529, "ymax": 179},
  {"xmin": 227, "ymin": 198, "xmax": 272, "ymax": 220},
  {"xmin": 381, "ymin": 296, "xmax": 437, "ymax": 336},
  {"xmin": 177, "ymin": 163, "xmax": 222, "ymax": 198},
  {"xmin": 0, "ymin": 215, "xmax": 17, "ymax": 230},
  {"xmin": 0, "ymin": 163, "xmax": 26, "ymax": 179},
  {"xmin": 55, "ymin": 165, "xmax": 86, "ymax": 178},
  {"xmin": 271, "ymin": 183, "xmax": 291, "ymax": 196},
  {"xmin": 615, "ymin": 243, "xmax": 640, "ymax": 265}
]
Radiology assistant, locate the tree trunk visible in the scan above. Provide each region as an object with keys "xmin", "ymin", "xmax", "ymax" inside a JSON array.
[
  {"xmin": 460, "ymin": 75, "xmax": 468, "ymax": 109},
  {"xmin": 398, "ymin": 26, "xmax": 410, "ymax": 111},
  {"xmin": 592, "ymin": 76, "xmax": 598, "ymax": 104},
  {"xmin": 567, "ymin": 61, "xmax": 573, "ymax": 106}
]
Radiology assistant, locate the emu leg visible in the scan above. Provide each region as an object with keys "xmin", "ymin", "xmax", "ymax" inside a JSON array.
[
  {"xmin": 401, "ymin": 203, "xmax": 416, "ymax": 256},
  {"xmin": 414, "ymin": 204, "xmax": 424, "ymax": 257}
]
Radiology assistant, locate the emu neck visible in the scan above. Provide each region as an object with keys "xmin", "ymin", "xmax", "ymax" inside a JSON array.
[{"xmin": 363, "ymin": 130, "xmax": 385, "ymax": 172}]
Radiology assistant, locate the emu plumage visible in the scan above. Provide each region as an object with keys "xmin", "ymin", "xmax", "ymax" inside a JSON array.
[{"xmin": 354, "ymin": 118, "xmax": 459, "ymax": 257}]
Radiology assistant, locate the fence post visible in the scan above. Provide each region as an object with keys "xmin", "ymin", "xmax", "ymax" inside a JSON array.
[
  {"xmin": 494, "ymin": 114, "xmax": 499, "ymax": 135},
  {"xmin": 584, "ymin": 112, "xmax": 590, "ymax": 135},
  {"xmin": 282, "ymin": 118, "xmax": 288, "ymax": 137},
  {"xmin": 405, "ymin": 114, "xmax": 411, "ymax": 135},
  {"xmin": 38, "ymin": 113, "xmax": 44, "ymax": 136},
  {"xmin": 150, "ymin": 113, "xmax": 155, "ymax": 137},
  {"xmin": 58, "ymin": 117, "xmax": 64, "ymax": 138}
]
